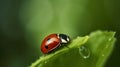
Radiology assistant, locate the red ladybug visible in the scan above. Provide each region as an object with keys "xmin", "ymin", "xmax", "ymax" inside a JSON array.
[{"xmin": 41, "ymin": 34, "xmax": 70, "ymax": 54}]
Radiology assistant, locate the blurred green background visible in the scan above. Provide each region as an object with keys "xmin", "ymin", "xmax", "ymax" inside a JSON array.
[{"xmin": 0, "ymin": 0, "xmax": 120, "ymax": 67}]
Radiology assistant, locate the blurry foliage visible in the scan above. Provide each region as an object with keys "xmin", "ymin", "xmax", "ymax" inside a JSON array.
[{"xmin": 0, "ymin": 0, "xmax": 120, "ymax": 67}]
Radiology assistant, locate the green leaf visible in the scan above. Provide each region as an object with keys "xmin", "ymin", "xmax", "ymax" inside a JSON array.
[{"xmin": 30, "ymin": 31, "xmax": 116, "ymax": 67}]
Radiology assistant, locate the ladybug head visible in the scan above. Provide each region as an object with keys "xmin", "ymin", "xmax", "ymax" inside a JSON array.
[{"xmin": 58, "ymin": 34, "xmax": 70, "ymax": 44}]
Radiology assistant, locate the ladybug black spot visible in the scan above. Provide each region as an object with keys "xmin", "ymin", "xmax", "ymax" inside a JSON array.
[
  {"xmin": 55, "ymin": 34, "xmax": 57, "ymax": 36},
  {"xmin": 45, "ymin": 46, "xmax": 48, "ymax": 49},
  {"xmin": 47, "ymin": 38, "xmax": 50, "ymax": 41}
]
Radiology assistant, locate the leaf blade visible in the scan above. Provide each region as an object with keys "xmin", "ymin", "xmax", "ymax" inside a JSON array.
[{"xmin": 30, "ymin": 31, "xmax": 116, "ymax": 67}]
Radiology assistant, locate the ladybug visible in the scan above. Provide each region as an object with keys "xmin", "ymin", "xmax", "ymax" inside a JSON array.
[{"xmin": 41, "ymin": 34, "xmax": 70, "ymax": 54}]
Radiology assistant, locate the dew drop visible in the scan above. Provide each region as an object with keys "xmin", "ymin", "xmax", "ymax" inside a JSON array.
[{"xmin": 79, "ymin": 46, "xmax": 90, "ymax": 59}]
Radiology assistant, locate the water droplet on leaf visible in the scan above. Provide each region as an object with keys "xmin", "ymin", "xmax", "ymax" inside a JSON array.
[{"xmin": 79, "ymin": 46, "xmax": 90, "ymax": 59}]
